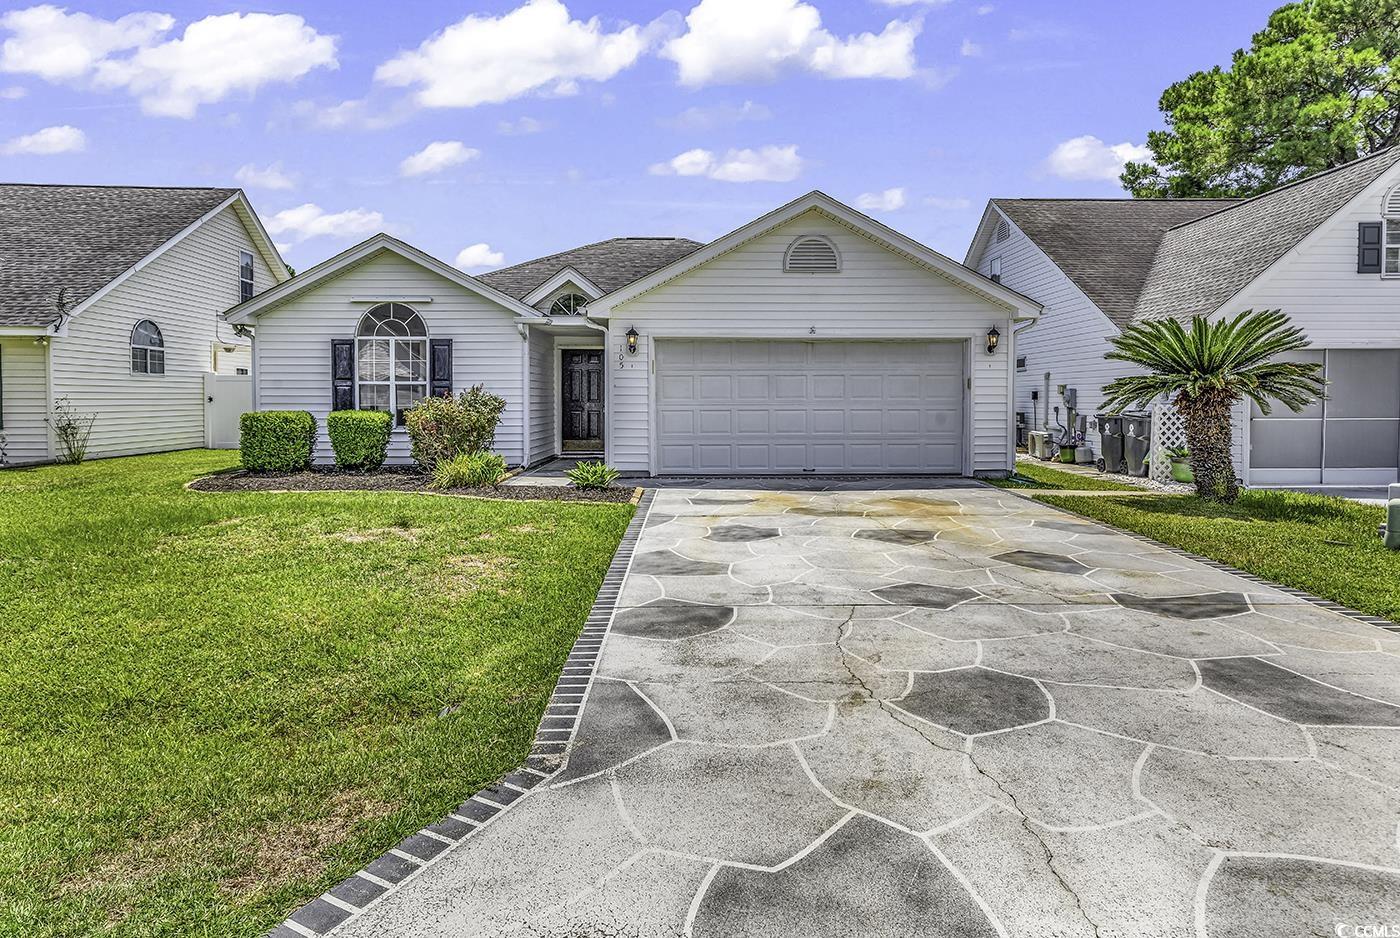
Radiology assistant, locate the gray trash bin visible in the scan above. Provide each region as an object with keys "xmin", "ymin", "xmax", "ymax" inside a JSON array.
[
  {"xmin": 1123, "ymin": 412, "xmax": 1152, "ymax": 477},
  {"xmin": 1096, "ymin": 415, "xmax": 1125, "ymax": 473}
]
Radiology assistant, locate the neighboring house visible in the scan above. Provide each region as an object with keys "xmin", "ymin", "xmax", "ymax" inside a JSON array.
[
  {"xmin": 226, "ymin": 190, "xmax": 1040, "ymax": 476},
  {"xmin": 967, "ymin": 147, "xmax": 1400, "ymax": 488},
  {"xmin": 0, "ymin": 184, "xmax": 287, "ymax": 465}
]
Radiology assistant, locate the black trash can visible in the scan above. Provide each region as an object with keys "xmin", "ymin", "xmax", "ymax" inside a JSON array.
[
  {"xmin": 1123, "ymin": 411, "xmax": 1152, "ymax": 477},
  {"xmin": 1096, "ymin": 415, "xmax": 1125, "ymax": 473}
]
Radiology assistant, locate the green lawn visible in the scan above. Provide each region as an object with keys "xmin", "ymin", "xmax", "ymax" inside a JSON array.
[
  {"xmin": 986, "ymin": 460, "xmax": 1144, "ymax": 492},
  {"xmin": 1036, "ymin": 489, "xmax": 1400, "ymax": 621},
  {"xmin": 0, "ymin": 450, "xmax": 632, "ymax": 937}
]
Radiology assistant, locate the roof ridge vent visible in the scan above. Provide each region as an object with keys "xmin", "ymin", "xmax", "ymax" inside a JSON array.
[{"xmin": 784, "ymin": 234, "xmax": 840, "ymax": 273}]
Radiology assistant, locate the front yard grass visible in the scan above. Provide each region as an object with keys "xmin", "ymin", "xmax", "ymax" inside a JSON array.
[
  {"xmin": 0, "ymin": 450, "xmax": 633, "ymax": 937},
  {"xmin": 986, "ymin": 460, "xmax": 1144, "ymax": 492},
  {"xmin": 1035, "ymin": 489, "xmax": 1400, "ymax": 622}
]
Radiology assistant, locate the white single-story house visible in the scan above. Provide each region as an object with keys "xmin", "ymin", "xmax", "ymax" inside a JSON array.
[
  {"xmin": 966, "ymin": 146, "xmax": 1400, "ymax": 488},
  {"xmin": 226, "ymin": 191, "xmax": 1041, "ymax": 477},
  {"xmin": 0, "ymin": 184, "xmax": 286, "ymax": 465}
]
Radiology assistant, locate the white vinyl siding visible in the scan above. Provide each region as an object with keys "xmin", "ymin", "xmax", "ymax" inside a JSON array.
[
  {"xmin": 527, "ymin": 332, "xmax": 555, "ymax": 464},
  {"xmin": 46, "ymin": 205, "xmax": 275, "ymax": 459},
  {"xmin": 970, "ymin": 209, "xmax": 1142, "ymax": 461},
  {"xmin": 0, "ymin": 337, "xmax": 50, "ymax": 465},
  {"xmin": 250, "ymin": 250, "xmax": 525, "ymax": 465},
  {"xmin": 607, "ymin": 210, "xmax": 1015, "ymax": 475}
]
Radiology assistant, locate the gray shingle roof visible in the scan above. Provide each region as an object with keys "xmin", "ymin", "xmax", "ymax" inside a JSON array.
[
  {"xmin": 477, "ymin": 237, "xmax": 704, "ymax": 301},
  {"xmin": 1135, "ymin": 146, "xmax": 1400, "ymax": 321},
  {"xmin": 0, "ymin": 184, "xmax": 237, "ymax": 327},
  {"xmin": 991, "ymin": 198, "xmax": 1238, "ymax": 328}
]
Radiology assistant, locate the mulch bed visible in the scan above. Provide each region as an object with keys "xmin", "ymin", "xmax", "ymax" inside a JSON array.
[{"xmin": 188, "ymin": 469, "xmax": 637, "ymax": 503}]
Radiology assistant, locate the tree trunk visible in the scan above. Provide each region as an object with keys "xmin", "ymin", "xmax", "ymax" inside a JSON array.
[{"xmin": 1177, "ymin": 389, "xmax": 1239, "ymax": 502}]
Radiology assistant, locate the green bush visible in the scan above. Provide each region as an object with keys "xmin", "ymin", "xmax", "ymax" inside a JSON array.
[
  {"xmin": 565, "ymin": 460, "xmax": 620, "ymax": 490},
  {"xmin": 239, "ymin": 411, "xmax": 315, "ymax": 473},
  {"xmin": 430, "ymin": 451, "xmax": 508, "ymax": 489},
  {"xmin": 326, "ymin": 410, "xmax": 392, "ymax": 470},
  {"xmin": 404, "ymin": 385, "xmax": 508, "ymax": 470}
]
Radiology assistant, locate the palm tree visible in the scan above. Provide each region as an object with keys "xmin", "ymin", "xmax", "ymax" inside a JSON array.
[{"xmin": 1100, "ymin": 310, "xmax": 1325, "ymax": 503}]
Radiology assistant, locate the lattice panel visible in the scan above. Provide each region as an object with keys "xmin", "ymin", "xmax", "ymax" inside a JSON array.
[{"xmin": 1148, "ymin": 403, "xmax": 1187, "ymax": 483}]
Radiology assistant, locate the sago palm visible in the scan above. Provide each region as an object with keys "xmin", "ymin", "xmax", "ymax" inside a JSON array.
[{"xmin": 1100, "ymin": 309, "xmax": 1324, "ymax": 503}]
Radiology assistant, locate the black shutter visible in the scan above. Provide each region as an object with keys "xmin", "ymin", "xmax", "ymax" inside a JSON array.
[
  {"xmin": 1358, "ymin": 222, "xmax": 1383, "ymax": 273},
  {"xmin": 430, "ymin": 338, "xmax": 453, "ymax": 398},
  {"xmin": 331, "ymin": 339, "xmax": 355, "ymax": 410}
]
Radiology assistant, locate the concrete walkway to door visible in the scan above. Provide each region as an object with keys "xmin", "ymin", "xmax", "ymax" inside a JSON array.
[{"xmin": 334, "ymin": 482, "xmax": 1400, "ymax": 938}]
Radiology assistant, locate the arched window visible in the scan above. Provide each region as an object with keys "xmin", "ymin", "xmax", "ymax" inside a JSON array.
[
  {"xmin": 783, "ymin": 235, "xmax": 840, "ymax": 273},
  {"xmin": 130, "ymin": 319, "xmax": 165, "ymax": 374},
  {"xmin": 356, "ymin": 303, "xmax": 427, "ymax": 423},
  {"xmin": 548, "ymin": 292, "xmax": 588, "ymax": 316},
  {"xmin": 1384, "ymin": 185, "xmax": 1400, "ymax": 276}
]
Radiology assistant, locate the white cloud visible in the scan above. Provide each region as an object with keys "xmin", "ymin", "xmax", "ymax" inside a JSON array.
[
  {"xmin": 977, "ymin": 4, "xmax": 995, "ymax": 13},
  {"xmin": 2, "ymin": 123, "xmax": 85, "ymax": 155},
  {"xmin": 661, "ymin": 99, "xmax": 771, "ymax": 131},
  {"xmin": 1046, "ymin": 134, "xmax": 1150, "ymax": 182},
  {"xmin": 0, "ymin": 6, "xmax": 171, "ymax": 81},
  {"xmin": 0, "ymin": 84, "xmax": 27, "ymax": 99},
  {"xmin": 924, "ymin": 195, "xmax": 972, "ymax": 210},
  {"xmin": 856, "ymin": 187, "xmax": 906, "ymax": 211},
  {"xmin": 265, "ymin": 203, "xmax": 383, "ymax": 243},
  {"xmin": 650, "ymin": 144, "xmax": 803, "ymax": 183},
  {"xmin": 234, "ymin": 161, "xmax": 294, "ymax": 190},
  {"xmin": 960, "ymin": 38, "xmax": 982, "ymax": 57},
  {"xmin": 376, "ymin": 0, "xmax": 648, "ymax": 108},
  {"xmin": 455, "ymin": 242, "xmax": 505, "ymax": 270},
  {"xmin": 497, "ymin": 115, "xmax": 545, "ymax": 135},
  {"xmin": 0, "ymin": 6, "xmax": 337, "ymax": 117},
  {"xmin": 399, "ymin": 140, "xmax": 480, "ymax": 177},
  {"xmin": 662, "ymin": 0, "xmax": 919, "ymax": 86}
]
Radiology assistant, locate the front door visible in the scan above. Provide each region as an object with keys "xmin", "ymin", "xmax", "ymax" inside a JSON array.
[{"xmin": 561, "ymin": 349, "xmax": 604, "ymax": 452}]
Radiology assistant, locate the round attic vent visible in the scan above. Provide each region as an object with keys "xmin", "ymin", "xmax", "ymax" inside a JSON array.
[{"xmin": 784, "ymin": 235, "xmax": 840, "ymax": 273}]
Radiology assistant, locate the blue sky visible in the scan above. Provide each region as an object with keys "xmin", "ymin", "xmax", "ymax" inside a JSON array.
[{"xmin": 0, "ymin": 0, "xmax": 1279, "ymax": 271}]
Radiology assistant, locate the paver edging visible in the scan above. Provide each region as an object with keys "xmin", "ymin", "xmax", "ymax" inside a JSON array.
[
  {"xmin": 992, "ymin": 484, "xmax": 1400, "ymax": 635},
  {"xmin": 265, "ymin": 490, "xmax": 656, "ymax": 938}
]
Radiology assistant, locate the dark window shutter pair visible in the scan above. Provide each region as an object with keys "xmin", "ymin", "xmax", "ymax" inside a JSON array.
[
  {"xmin": 430, "ymin": 338, "xmax": 453, "ymax": 398},
  {"xmin": 1358, "ymin": 222, "xmax": 1383, "ymax": 273},
  {"xmin": 331, "ymin": 339, "xmax": 355, "ymax": 410}
]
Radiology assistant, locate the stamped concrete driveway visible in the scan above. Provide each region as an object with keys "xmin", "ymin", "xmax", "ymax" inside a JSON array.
[{"xmin": 338, "ymin": 483, "xmax": 1400, "ymax": 938}]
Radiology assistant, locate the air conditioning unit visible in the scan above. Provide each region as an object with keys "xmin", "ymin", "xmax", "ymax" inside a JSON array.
[{"xmin": 1027, "ymin": 431, "xmax": 1055, "ymax": 460}]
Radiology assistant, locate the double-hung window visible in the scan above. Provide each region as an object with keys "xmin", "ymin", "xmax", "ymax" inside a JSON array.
[
  {"xmin": 1386, "ymin": 220, "xmax": 1400, "ymax": 276},
  {"xmin": 356, "ymin": 303, "xmax": 427, "ymax": 424},
  {"xmin": 238, "ymin": 251, "xmax": 255, "ymax": 302}
]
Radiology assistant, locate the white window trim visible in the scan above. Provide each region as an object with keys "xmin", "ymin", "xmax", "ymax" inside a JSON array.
[
  {"xmin": 1384, "ymin": 218, "xmax": 1400, "ymax": 279},
  {"xmin": 238, "ymin": 250, "xmax": 255, "ymax": 301},
  {"xmin": 129, "ymin": 319, "xmax": 165, "ymax": 376},
  {"xmin": 354, "ymin": 304, "xmax": 428, "ymax": 424}
]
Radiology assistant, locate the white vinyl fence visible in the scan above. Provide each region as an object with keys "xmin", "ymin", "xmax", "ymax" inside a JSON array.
[
  {"xmin": 1147, "ymin": 402, "xmax": 1187, "ymax": 484},
  {"xmin": 203, "ymin": 373, "xmax": 252, "ymax": 449}
]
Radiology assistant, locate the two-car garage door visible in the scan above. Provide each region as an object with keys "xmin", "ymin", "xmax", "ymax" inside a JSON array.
[{"xmin": 654, "ymin": 339, "xmax": 965, "ymax": 474}]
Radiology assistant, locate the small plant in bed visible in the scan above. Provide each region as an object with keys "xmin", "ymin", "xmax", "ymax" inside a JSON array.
[
  {"xmin": 327, "ymin": 409, "xmax": 392, "ymax": 470},
  {"xmin": 240, "ymin": 410, "xmax": 316, "ymax": 472},
  {"xmin": 566, "ymin": 460, "xmax": 620, "ymax": 490},
  {"xmin": 431, "ymin": 451, "xmax": 508, "ymax": 489}
]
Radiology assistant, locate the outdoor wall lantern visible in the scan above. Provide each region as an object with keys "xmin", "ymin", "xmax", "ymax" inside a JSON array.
[
  {"xmin": 986, "ymin": 326, "xmax": 1001, "ymax": 355},
  {"xmin": 626, "ymin": 326, "xmax": 639, "ymax": 355}
]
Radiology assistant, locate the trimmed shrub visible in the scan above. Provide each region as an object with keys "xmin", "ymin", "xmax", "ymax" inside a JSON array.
[
  {"xmin": 404, "ymin": 385, "xmax": 507, "ymax": 470},
  {"xmin": 327, "ymin": 410, "xmax": 392, "ymax": 470},
  {"xmin": 565, "ymin": 460, "xmax": 620, "ymax": 490},
  {"xmin": 240, "ymin": 410, "xmax": 315, "ymax": 473},
  {"xmin": 430, "ymin": 451, "xmax": 508, "ymax": 489}
]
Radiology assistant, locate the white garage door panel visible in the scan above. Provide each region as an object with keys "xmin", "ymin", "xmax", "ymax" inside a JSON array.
[{"xmin": 656, "ymin": 339, "xmax": 965, "ymax": 474}]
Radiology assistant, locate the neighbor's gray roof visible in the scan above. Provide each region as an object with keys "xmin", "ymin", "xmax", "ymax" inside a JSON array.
[
  {"xmin": 991, "ymin": 198, "xmax": 1238, "ymax": 328},
  {"xmin": 0, "ymin": 184, "xmax": 237, "ymax": 327},
  {"xmin": 1135, "ymin": 146, "xmax": 1400, "ymax": 321},
  {"xmin": 478, "ymin": 237, "xmax": 704, "ymax": 301}
]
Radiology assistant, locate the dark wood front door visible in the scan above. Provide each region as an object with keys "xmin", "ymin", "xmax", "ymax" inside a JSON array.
[{"xmin": 561, "ymin": 349, "xmax": 604, "ymax": 451}]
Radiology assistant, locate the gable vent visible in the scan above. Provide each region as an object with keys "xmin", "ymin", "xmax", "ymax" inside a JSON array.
[
  {"xmin": 1384, "ymin": 186, "xmax": 1400, "ymax": 217},
  {"xmin": 784, "ymin": 235, "xmax": 840, "ymax": 273},
  {"xmin": 995, "ymin": 218, "xmax": 1011, "ymax": 242}
]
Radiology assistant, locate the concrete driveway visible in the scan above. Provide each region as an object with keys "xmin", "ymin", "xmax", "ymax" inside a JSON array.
[{"xmin": 335, "ymin": 483, "xmax": 1400, "ymax": 938}]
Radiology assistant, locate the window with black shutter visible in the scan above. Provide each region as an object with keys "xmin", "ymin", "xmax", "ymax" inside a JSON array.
[
  {"xmin": 331, "ymin": 338, "xmax": 355, "ymax": 411},
  {"xmin": 430, "ymin": 338, "xmax": 453, "ymax": 398}
]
